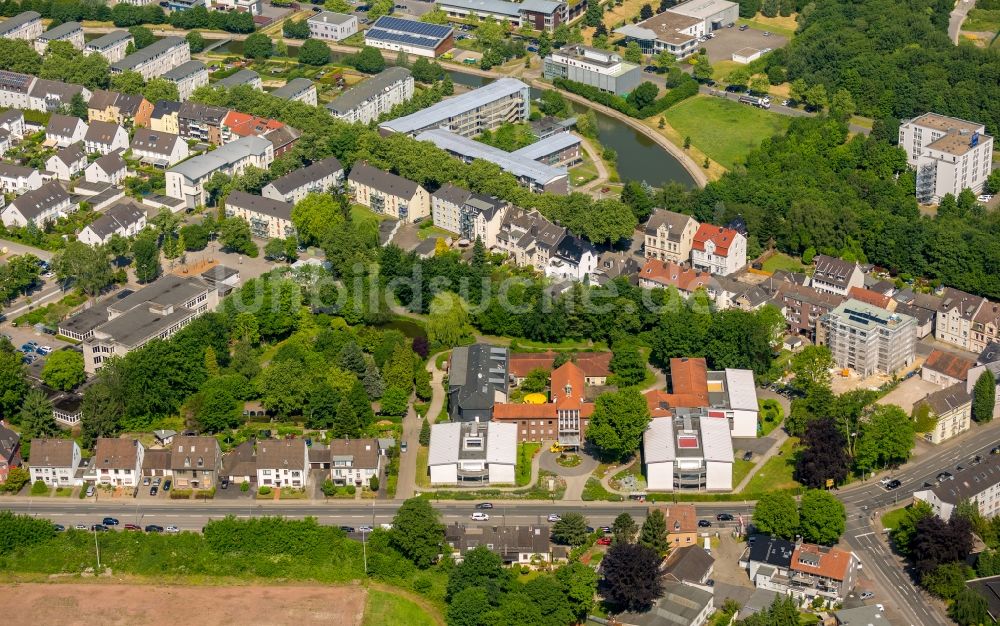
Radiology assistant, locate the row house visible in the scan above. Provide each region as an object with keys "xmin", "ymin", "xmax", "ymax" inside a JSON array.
[
  {"xmin": 0, "ymin": 181, "xmax": 72, "ymax": 228},
  {"xmin": 85, "ymin": 152, "xmax": 127, "ymax": 186},
  {"xmin": 84, "ymin": 120, "xmax": 129, "ymax": 155},
  {"xmin": 262, "ymin": 156, "xmax": 343, "ymax": 204},
  {"xmin": 93, "ymin": 438, "xmax": 145, "ymax": 487},
  {"xmin": 35, "ymin": 21, "xmax": 84, "ymax": 54},
  {"xmin": 256, "ymin": 439, "xmax": 309, "ymax": 488},
  {"xmin": 430, "ymin": 183, "xmax": 508, "ymax": 247},
  {"xmin": 178, "ymin": 100, "xmax": 228, "ymax": 145},
  {"xmin": 170, "ymin": 436, "xmax": 222, "ymax": 489},
  {"xmin": 166, "ymin": 135, "xmax": 274, "ymax": 209},
  {"xmin": 508, "ymin": 350, "xmax": 612, "ymax": 386},
  {"xmin": 347, "ymin": 161, "xmax": 430, "ymax": 223},
  {"xmin": 892, "ymin": 289, "xmax": 940, "ymax": 338},
  {"xmin": 83, "ymin": 30, "xmax": 133, "ymax": 63},
  {"xmin": 691, "ymin": 223, "xmax": 746, "ymax": 277},
  {"xmin": 29, "ymin": 438, "xmax": 82, "ymax": 487},
  {"xmin": 494, "ymin": 206, "xmax": 566, "ymax": 273},
  {"xmin": 769, "ymin": 280, "xmax": 845, "ymax": 341},
  {"xmin": 327, "ymin": 438, "xmax": 381, "ymax": 486},
  {"xmin": 131, "ymin": 127, "xmax": 189, "ymax": 168},
  {"xmin": 262, "ymin": 125, "xmax": 300, "ymax": 159},
  {"xmin": 111, "ymin": 37, "xmax": 190, "ymax": 81},
  {"xmin": 224, "ymin": 190, "xmax": 294, "ymax": 240},
  {"xmin": 0, "ymin": 70, "xmax": 90, "ymax": 114},
  {"xmin": 811, "ymin": 255, "xmax": 864, "ymax": 297},
  {"xmin": 0, "ymin": 162, "xmax": 47, "ymax": 194},
  {"xmin": 45, "ymin": 144, "xmax": 87, "ymax": 181},
  {"xmin": 162, "ymin": 60, "xmax": 209, "ymax": 102},
  {"xmin": 0, "ymin": 424, "xmax": 21, "ymax": 483},
  {"xmin": 0, "ymin": 127, "xmax": 12, "ymax": 157},
  {"xmin": 972, "ymin": 300, "xmax": 1000, "ymax": 355},
  {"xmin": 88, "ymin": 89, "xmax": 153, "ymax": 127},
  {"xmin": 78, "ymin": 199, "xmax": 147, "ymax": 246},
  {"xmin": 0, "ymin": 110, "xmax": 25, "ymax": 140},
  {"xmin": 492, "ymin": 361, "xmax": 594, "ymax": 449},
  {"xmin": 644, "ymin": 208, "xmax": 699, "ymax": 263},
  {"xmin": 46, "ymin": 113, "xmax": 87, "ymax": 148},
  {"xmin": 0, "ymin": 11, "xmax": 43, "ymax": 41},
  {"xmin": 150, "ymin": 100, "xmax": 182, "ymax": 135}
]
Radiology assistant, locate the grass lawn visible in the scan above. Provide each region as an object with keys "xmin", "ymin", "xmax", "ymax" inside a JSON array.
[
  {"xmin": 711, "ymin": 60, "xmax": 744, "ymax": 82},
  {"xmin": 664, "ymin": 95, "xmax": 791, "ymax": 170},
  {"xmin": 582, "ymin": 478, "xmax": 625, "ymax": 502},
  {"xmin": 740, "ymin": 437, "xmax": 800, "ymax": 495},
  {"xmin": 762, "ymin": 252, "xmax": 805, "ymax": 273},
  {"xmin": 964, "ymin": 8, "xmax": 1000, "ymax": 32},
  {"xmin": 351, "ymin": 204, "xmax": 387, "ymax": 228},
  {"xmin": 880, "ymin": 505, "xmax": 909, "ymax": 532},
  {"xmin": 738, "ymin": 14, "xmax": 799, "ymax": 38},
  {"xmin": 415, "ymin": 445, "xmax": 430, "ymax": 489},
  {"xmin": 570, "ymin": 154, "xmax": 599, "ymax": 187},
  {"xmin": 516, "ymin": 442, "xmax": 541, "ymax": 486},
  {"xmin": 362, "ymin": 589, "xmax": 437, "ymax": 626},
  {"xmin": 732, "ymin": 459, "xmax": 755, "ymax": 486}
]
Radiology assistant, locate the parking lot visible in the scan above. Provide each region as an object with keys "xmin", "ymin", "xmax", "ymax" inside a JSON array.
[{"xmin": 700, "ymin": 25, "xmax": 789, "ymax": 64}]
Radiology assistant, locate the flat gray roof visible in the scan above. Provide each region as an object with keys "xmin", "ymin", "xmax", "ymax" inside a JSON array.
[
  {"xmin": 39, "ymin": 21, "xmax": 82, "ymax": 40},
  {"xmin": 326, "ymin": 66, "xmax": 411, "ymax": 115},
  {"xmin": 112, "ymin": 37, "xmax": 186, "ymax": 72},
  {"xmin": 167, "ymin": 135, "xmax": 270, "ymax": 182},
  {"xmin": 509, "ymin": 132, "xmax": 580, "ymax": 161},
  {"xmin": 109, "ymin": 274, "xmax": 208, "ymax": 315},
  {"xmin": 309, "ymin": 10, "xmax": 355, "ymax": 24},
  {"xmin": 668, "ymin": 0, "xmax": 738, "ymax": 19},
  {"xmin": 416, "ymin": 128, "xmax": 565, "ymax": 185},
  {"xmin": 379, "ymin": 77, "xmax": 528, "ymax": 135}
]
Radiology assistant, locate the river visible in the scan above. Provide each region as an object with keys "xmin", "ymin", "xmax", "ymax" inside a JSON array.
[{"xmin": 446, "ymin": 71, "xmax": 696, "ymax": 189}]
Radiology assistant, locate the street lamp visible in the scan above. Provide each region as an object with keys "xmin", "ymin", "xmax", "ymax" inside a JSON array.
[{"xmin": 93, "ymin": 527, "xmax": 101, "ymax": 570}]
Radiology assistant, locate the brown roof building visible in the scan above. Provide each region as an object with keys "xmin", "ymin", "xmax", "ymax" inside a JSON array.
[
  {"xmin": 922, "ymin": 349, "xmax": 976, "ymax": 386},
  {"xmin": 170, "ymin": 435, "xmax": 222, "ymax": 489},
  {"xmin": 508, "ymin": 350, "xmax": 613, "ymax": 385},
  {"xmin": 93, "ymin": 437, "xmax": 145, "ymax": 486}
]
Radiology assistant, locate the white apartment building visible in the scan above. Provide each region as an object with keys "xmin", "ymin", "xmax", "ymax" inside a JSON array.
[
  {"xmin": 431, "ymin": 183, "xmax": 508, "ymax": 246},
  {"xmin": 644, "ymin": 208, "xmax": 699, "ymax": 263},
  {"xmin": 326, "ymin": 66, "xmax": 414, "ymax": 124},
  {"xmin": 208, "ymin": 0, "xmax": 263, "ymax": 16},
  {"xmin": 34, "ymin": 21, "xmax": 84, "ymax": 54},
  {"xmin": 272, "ymin": 78, "xmax": 317, "ymax": 106},
  {"xmin": 93, "ymin": 438, "xmax": 145, "ymax": 487},
  {"xmin": 691, "ymin": 223, "xmax": 746, "ymax": 276},
  {"xmin": 915, "ymin": 455, "xmax": 1000, "ymax": 520},
  {"xmin": 84, "ymin": 30, "xmax": 133, "ymax": 63},
  {"xmin": 818, "ymin": 299, "xmax": 917, "ymax": 377},
  {"xmin": 224, "ymin": 190, "xmax": 294, "ymax": 240},
  {"xmin": 811, "ymin": 255, "xmax": 864, "ymax": 297},
  {"xmin": 0, "ymin": 181, "xmax": 72, "ymax": 228},
  {"xmin": 0, "ymin": 162, "xmax": 46, "ymax": 194},
  {"xmin": 261, "ymin": 156, "xmax": 343, "ymax": 204},
  {"xmin": 111, "ymin": 37, "xmax": 191, "ymax": 81},
  {"xmin": 46, "ymin": 114, "xmax": 88, "ymax": 148},
  {"xmin": 166, "ymin": 135, "xmax": 274, "ymax": 208},
  {"xmin": 900, "ymin": 113, "xmax": 994, "ymax": 203},
  {"xmin": 0, "ymin": 11, "xmax": 43, "ymax": 41},
  {"xmin": 29, "ymin": 439, "xmax": 82, "ymax": 487},
  {"xmin": 379, "ymin": 77, "xmax": 530, "ymax": 137},
  {"xmin": 257, "ymin": 439, "xmax": 309, "ymax": 488},
  {"xmin": 78, "ymin": 199, "xmax": 147, "ymax": 246},
  {"xmin": 163, "ymin": 60, "xmax": 209, "ymax": 102},
  {"xmin": 308, "ymin": 11, "xmax": 358, "ymax": 41}
]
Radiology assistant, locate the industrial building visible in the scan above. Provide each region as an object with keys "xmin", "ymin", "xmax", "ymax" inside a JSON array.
[{"xmin": 364, "ymin": 16, "xmax": 454, "ymax": 58}]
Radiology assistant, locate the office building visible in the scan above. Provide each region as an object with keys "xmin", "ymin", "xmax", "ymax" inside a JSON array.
[
  {"xmin": 428, "ymin": 421, "xmax": 517, "ymax": 485},
  {"xmin": 491, "ymin": 361, "xmax": 594, "ymax": 448},
  {"xmin": 644, "ymin": 412, "xmax": 734, "ymax": 491},
  {"xmin": 543, "ymin": 45, "xmax": 642, "ymax": 95},
  {"xmin": 364, "ymin": 16, "xmax": 454, "ymax": 58},
  {"xmin": 308, "ymin": 11, "xmax": 358, "ymax": 41},
  {"xmin": 326, "ymin": 66, "xmax": 414, "ymax": 124},
  {"xmin": 379, "ymin": 77, "xmax": 529, "ymax": 137},
  {"xmin": 900, "ymin": 113, "xmax": 994, "ymax": 203},
  {"xmin": 817, "ymin": 299, "xmax": 917, "ymax": 376}
]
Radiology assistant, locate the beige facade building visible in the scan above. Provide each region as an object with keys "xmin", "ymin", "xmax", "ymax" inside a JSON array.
[
  {"xmin": 0, "ymin": 11, "xmax": 43, "ymax": 41},
  {"xmin": 111, "ymin": 37, "xmax": 190, "ymax": 81},
  {"xmin": 224, "ymin": 190, "xmax": 294, "ymax": 240},
  {"xmin": 935, "ymin": 287, "xmax": 985, "ymax": 351},
  {"xmin": 644, "ymin": 208, "xmax": 699, "ymax": 262},
  {"xmin": 348, "ymin": 161, "xmax": 430, "ymax": 223},
  {"xmin": 35, "ymin": 21, "xmax": 84, "ymax": 54},
  {"xmin": 915, "ymin": 383, "xmax": 972, "ymax": 444},
  {"xmin": 84, "ymin": 30, "xmax": 133, "ymax": 63}
]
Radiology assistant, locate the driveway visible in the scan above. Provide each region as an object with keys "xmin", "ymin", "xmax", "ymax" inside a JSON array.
[
  {"xmin": 949, "ymin": 0, "xmax": 977, "ymax": 43},
  {"xmin": 539, "ymin": 445, "xmax": 599, "ymax": 500},
  {"xmin": 700, "ymin": 27, "xmax": 788, "ymax": 64}
]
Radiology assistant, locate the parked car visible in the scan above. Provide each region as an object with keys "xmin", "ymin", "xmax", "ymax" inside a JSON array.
[
  {"xmin": 36, "ymin": 346, "xmax": 52, "ymax": 355},
  {"xmin": 145, "ymin": 525, "xmax": 164, "ymax": 533},
  {"xmin": 698, "ymin": 519, "xmax": 712, "ymax": 528},
  {"xmin": 359, "ymin": 525, "xmax": 374, "ymax": 532},
  {"xmin": 53, "ymin": 524, "xmax": 65, "ymax": 532},
  {"xmin": 221, "ymin": 478, "xmax": 230, "ymax": 489},
  {"xmin": 716, "ymin": 513, "xmax": 734, "ymax": 521},
  {"xmin": 153, "ymin": 477, "xmax": 162, "ymax": 486},
  {"xmin": 85, "ymin": 485, "xmax": 95, "ymax": 497},
  {"xmin": 90, "ymin": 524, "xmax": 108, "ymax": 532},
  {"xmin": 738, "ymin": 24, "xmax": 748, "ymax": 30},
  {"xmin": 20, "ymin": 343, "xmax": 36, "ymax": 353},
  {"xmin": 527, "ymin": 45, "xmax": 538, "ymax": 52},
  {"xmin": 643, "ymin": 65, "xmax": 657, "ymax": 73},
  {"xmin": 143, "ymin": 477, "xmax": 151, "ymax": 486},
  {"xmin": 706, "ymin": 579, "xmax": 715, "ymax": 586},
  {"xmin": 597, "ymin": 536, "xmax": 612, "ymax": 545},
  {"xmin": 124, "ymin": 524, "xmax": 141, "ymax": 531},
  {"xmin": 401, "ymin": 441, "xmax": 408, "ymax": 453},
  {"xmin": 102, "ymin": 517, "xmax": 119, "ymax": 526},
  {"xmin": 339, "ymin": 526, "xmax": 355, "ymax": 532},
  {"xmin": 471, "ymin": 512, "xmax": 490, "ymax": 521},
  {"xmin": 742, "ymin": 451, "xmax": 753, "ymax": 461},
  {"xmin": 163, "ymin": 479, "xmax": 172, "ymax": 492},
  {"xmin": 165, "ymin": 525, "xmax": 179, "ymax": 533},
  {"xmin": 475, "ymin": 502, "xmax": 494, "ymax": 509},
  {"xmin": 547, "ymin": 514, "xmax": 561, "ymax": 522},
  {"xmin": 599, "ymin": 526, "xmax": 612, "ymax": 533},
  {"xmin": 762, "ymin": 31, "xmax": 771, "ymax": 36},
  {"xmin": 979, "ymin": 194, "xmax": 994, "ymax": 203},
  {"xmin": 860, "ymin": 591, "xmax": 874, "ymax": 600}
]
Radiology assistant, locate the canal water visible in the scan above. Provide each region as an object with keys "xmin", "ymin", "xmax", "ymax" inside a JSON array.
[{"xmin": 446, "ymin": 70, "xmax": 695, "ymax": 189}]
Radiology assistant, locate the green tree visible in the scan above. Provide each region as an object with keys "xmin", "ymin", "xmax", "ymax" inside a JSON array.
[
  {"xmin": 420, "ymin": 8, "xmax": 449, "ymax": 24},
  {"xmin": 367, "ymin": 0, "xmax": 394, "ymax": 20},
  {"xmin": 521, "ymin": 367, "xmax": 550, "ymax": 393},
  {"xmin": 0, "ymin": 39, "xmax": 42, "ymax": 75},
  {"xmin": 132, "ymin": 229, "xmax": 161, "ymax": 283},
  {"xmin": 610, "ymin": 340, "xmax": 647, "ymax": 387},
  {"xmin": 243, "ymin": 33, "xmax": 274, "ymax": 59},
  {"xmin": 52, "ymin": 240, "xmax": 113, "ymax": 296},
  {"xmin": 829, "ymin": 88, "xmax": 856, "ymax": 120},
  {"xmin": 624, "ymin": 41, "xmax": 643, "ymax": 63},
  {"xmin": 855, "ymin": 404, "xmax": 915, "ymax": 472},
  {"xmin": 639, "ymin": 3, "xmax": 654, "ymax": 18},
  {"xmin": 790, "ymin": 345, "xmax": 833, "ymax": 393},
  {"xmin": 379, "ymin": 386, "xmax": 408, "ymax": 416},
  {"xmin": 291, "ymin": 193, "xmax": 345, "ymax": 246},
  {"xmin": 110, "ymin": 69, "xmax": 145, "ymax": 95},
  {"xmin": 950, "ymin": 588, "xmax": 992, "ymax": 626},
  {"xmin": 325, "ymin": 0, "xmax": 352, "ymax": 11},
  {"xmin": 612, "ymin": 512, "xmax": 638, "ymax": 544},
  {"xmin": 18, "ymin": 388, "xmax": 56, "ymax": 441},
  {"xmin": 447, "ymin": 544, "xmax": 512, "ymax": 600},
  {"xmin": 143, "ymin": 78, "xmax": 179, "ymax": 104},
  {"xmin": 555, "ymin": 561, "xmax": 599, "ymax": 621},
  {"xmin": 890, "ymin": 500, "xmax": 933, "ymax": 557},
  {"xmin": 129, "ymin": 25, "xmax": 155, "ymax": 49},
  {"xmin": 805, "ymin": 83, "xmax": 828, "ymax": 110},
  {"xmin": 299, "ymin": 38, "xmax": 331, "ymax": 66},
  {"xmin": 798, "ymin": 489, "xmax": 846, "ymax": 545},
  {"xmin": 749, "ymin": 75, "xmax": 770, "ymax": 95},
  {"xmin": 186, "ymin": 31, "xmax": 206, "ymax": 53},
  {"xmin": 638, "ymin": 508, "xmax": 670, "ymax": 555},
  {"xmin": 419, "ymin": 417, "xmax": 431, "ymax": 446},
  {"xmin": 973, "ymin": 370, "xmax": 995, "ymax": 423},
  {"xmin": 601, "ymin": 542, "xmax": 663, "ymax": 612},
  {"xmin": 427, "ymin": 291, "xmax": 474, "ymax": 348},
  {"xmin": 193, "ymin": 379, "xmax": 241, "ymax": 432},
  {"xmin": 41, "ymin": 350, "xmax": 85, "ymax": 391},
  {"xmin": 219, "ymin": 217, "xmax": 258, "ymax": 257},
  {"xmin": 390, "ymin": 497, "xmax": 445, "ymax": 568},
  {"xmin": 68, "ymin": 91, "xmax": 88, "ymax": 119},
  {"xmin": 551, "ymin": 511, "xmax": 590, "ymax": 546},
  {"xmin": 626, "ymin": 81, "xmax": 659, "ymax": 110},
  {"xmin": 586, "ymin": 388, "xmax": 651, "ymax": 461},
  {"xmin": 584, "ymin": 1, "xmax": 604, "ymax": 26},
  {"xmin": 692, "ymin": 54, "xmax": 713, "ymax": 82},
  {"xmin": 447, "ymin": 587, "xmax": 490, "ymax": 626},
  {"xmin": 753, "ymin": 491, "xmax": 800, "ymax": 539},
  {"xmin": 354, "ymin": 46, "xmax": 385, "ymax": 73},
  {"xmin": 283, "ymin": 18, "xmax": 312, "ymax": 38}
]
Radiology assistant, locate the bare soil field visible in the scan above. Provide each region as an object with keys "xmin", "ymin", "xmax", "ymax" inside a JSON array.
[{"xmin": 3, "ymin": 583, "xmax": 367, "ymax": 626}]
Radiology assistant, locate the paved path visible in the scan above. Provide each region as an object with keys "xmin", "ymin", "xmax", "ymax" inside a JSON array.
[
  {"xmin": 950, "ymin": 0, "xmax": 977, "ymax": 43},
  {"xmin": 540, "ymin": 448, "xmax": 599, "ymax": 500},
  {"xmin": 576, "ymin": 136, "xmax": 610, "ymax": 192}
]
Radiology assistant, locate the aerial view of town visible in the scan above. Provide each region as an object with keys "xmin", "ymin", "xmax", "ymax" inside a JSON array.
[{"xmin": 0, "ymin": 0, "xmax": 998, "ymax": 623}]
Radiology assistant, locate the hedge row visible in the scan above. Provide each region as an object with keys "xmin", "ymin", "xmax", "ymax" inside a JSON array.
[{"xmin": 552, "ymin": 75, "xmax": 700, "ymax": 119}]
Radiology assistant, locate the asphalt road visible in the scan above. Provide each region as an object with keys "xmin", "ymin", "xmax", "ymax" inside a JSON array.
[{"xmin": 949, "ymin": 0, "xmax": 977, "ymax": 43}]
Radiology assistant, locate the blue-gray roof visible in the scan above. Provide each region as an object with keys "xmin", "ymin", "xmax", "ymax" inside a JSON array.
[
  {"xmin": 162, "ymin": 60, "xmax": 207, "ymax": 81},
  {"xmin": 365, "ymin": 16, "xmax": 453, "ymax": 50},
  {"xmin": 85, "ymin": 30, "xmax": 132, "ymax": 51},
  {"xmin": 272, "ymin": 78, "xmax": 314, "ymax": 100},
  {"xmin": 416, "ymin": 128, "xmax": 565, "ymax": 186},
  {"xmin": 326, "ymin": 66, "xmax": 411, "ymax": 115},
  {"xmin": 0, "ymin": 11, "xmax": 40, "ymax": 37},
  {"xmin": 509, "ymin": 132, "xmax": 580, "ymax": 161},
  {"xmin": 167, "ymin": 135, "xmax": 271, "ymax": 182},
  {"xmin": 216, "ymin": 69, "xmax": 260, "ymax": 88},
  {"xmin": 112, "ymin": 37, "xmax": 186, "ymax": 72},
  {"xmin": 379, "ymin": 77, "xmax": 528, "ymax": 135},
  {"xmin": 39, "ymin": 21, "xmax": 82, "ymax": 41}
]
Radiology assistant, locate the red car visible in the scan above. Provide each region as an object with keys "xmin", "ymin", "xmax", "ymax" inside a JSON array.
[
  {"xmin": 123, "ymin": 524, "xmax": 141, "ymax": 531},
  {"xmin": 597, "ymin": 536, "xmax": 612, "ymax": 545}
]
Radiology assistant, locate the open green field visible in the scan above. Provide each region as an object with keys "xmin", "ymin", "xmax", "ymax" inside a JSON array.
[
  {"xmin": 964, "ymin": 8, "xmax": 1000, "ymax": 32},
  {"xmin": 740, "ymin": 437, "xmax": 800, "ymax": 495},
  {"xmin": 665, "ymin": 96, "xmax": 791, "ymax": 170},
  {"xmin": 762, "ymin": 252, "xmax": 805, "ymax": 274},
  {"xmin": 880, "ymin": 505, "xmax": 909, "ymax": 532},
  {"xmin": 363, "ymin": 589, "xmax": 438, "ymax": 626}
]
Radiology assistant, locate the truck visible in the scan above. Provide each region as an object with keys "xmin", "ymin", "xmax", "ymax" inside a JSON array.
[{"xmin": 738, "ymin": 94, "xmax": 771, "ymax": 109}]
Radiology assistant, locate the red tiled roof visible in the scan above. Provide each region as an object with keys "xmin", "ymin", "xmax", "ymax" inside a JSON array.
[
  {"xmin": 493, "ymin": 403, "xmax": 556, "ymax": 419},
  {"xmin": 791, "ymin": 544, "xmax": 854, "ymax": 581},
  {"xmin": 653, "ymin": 504, "xmax": 698, "ymax": 534},
  {"xmin": 508, "ymin": 351, "xmax": 612, "ymax": 378},
  {"xmin": 692, "ymin": 223, "xmax": 738, "ymax": 256},
  {"xmin": 923, "ymin": 349, "xmax": 976, "ymax": 381},
  {"xmin": 848, "ymin": 287, "xmax": 891, "ymax": 309},
  {"xmin": 222, "ymin": 110, "xmax": 284, "ymax": 137},
  {"xmin": 669, "ymin": 357, "xmax": 708, "ymax": 401},
  {"xmin": 639, "ymin": 259, "xmax": 712, "ymax": 293},
  {"xmin": 493, "ymin": 361, "xmax": 594, "ymax": 421}
]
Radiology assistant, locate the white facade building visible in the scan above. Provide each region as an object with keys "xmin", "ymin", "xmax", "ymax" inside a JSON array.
[
  {"xmin": 111, "ymin": 37, "xmax": 190, "ymax": 81},
  {"xmin": 166, "ymin": 135, "xmax": 274, "ymax": 209},
  {"xmin": 900, "ymin": 113, "xmax": 994, "ymax": 204},
  {"xmin": 35, "ymin": 21, "xmax": 84, "ymax": 54},
  {"xmin": 690, "ymin": 223, "xmax": 746, "ymax": 276},
  {"xmin": 644, "ymin": 413, "xmax": 734, "ymax": 492},
  {"xmin": 256, "ymin": 439, "xmax": 309, "ymax": 489},
  {"xmin": 914, "ymin": 455, "xmax": 1000, "ymax": 520},
  {"xmin": 0, "ymin": 11, "xmax": 43, "ymax": 42},
  {"xmin": 78, "ymin": 200, "xmax": 147, "ymax": 246},
  {"xmin": 29, "ymin": 439, "xmax": 82, "ymax": 487},
  {"xmin": 84, "ymin": 30, "xmax": 133, "ymax": 63},
  {"xmin": 326, "ymin": 66, "xmax": 414, "ymax": 125},
  {"xmin": 308, "ymin": 11, "xmax": 358, "ymax": 41},
  {"xmin": 84, "ymin": 121, "xmax": 129, "ymax": 155},
  {"xmin": 428, "ymin": 421, "xmax": 517, "ymax": 486},
  {"xmin": 162, "ymin": 60, "xmax": 209, "ymax": 102},
  {"xmin": 93, "ymin": 438, "xmax": 145, "ymax": 487}
]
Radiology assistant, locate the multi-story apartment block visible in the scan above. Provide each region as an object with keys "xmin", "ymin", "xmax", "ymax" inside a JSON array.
[
  {"xmin": 78, "ymin": 199, "xmax": 147, "ymax": 246},
  {"xmin": 431, "ymin": 183, "xmax": 509, "ymax": 246},
  {"xmin": 691, "ymin": 223, "xmax": 746, "ymax": 276},
  {"xmin": 215, "ymin": 68, "xmax": 263, "ymax": 91},
  {"xmin": 220, "ymin": 111, "xmax": 283, "ymax": 145},
  {"xmin": 900, "ymin": 113, "xmax": 994, "ymax": 203},
  {"xmin": 83, "ymin": 274, "xmax": 219, "ymax": 373},
  {"xmin": 224, "ymin": 190, "xmax": 294, "ymax": 240},
  {"xmin": 35, "ymin": 21, "xmax": 84, "ymax": 54},
  {"xmin": 770, "ymin": 280, "xmax": 845, "ymax": 340},
  {"xmin": 29, "ymin": 439, "xmax": 82, "ymax": 487},
  {"xmin": 818, "ymin": 299, "xmax": 917, "ymax": 376},
  {"xmin": 308, "ymin": 11, "xmax": 358, "ymax": 41},
  {"xmin": 272, "ymin": 78, "xmax": 317, "ymax": 106},
  {"xmin": 84, "ymin": 30, "xmax": 133, "ymax": 63},
  {"xmin": 0, "ymin": 70, "xmax": 89, "ymax": 113},
  {"xmin": 494, "ymin": 206, "xmax": 566, "ymax": 272},
  {"xmin": 0, "ymin": 11, "xmax": 43, "ymax": 41},
  {"xmin": 170, "ymin": 436, "xmax": 222, "ymax": 489},
  {"xmin": 972, "ymin": 301, "xmax": 1000, "ymax": 355},
  {"xmin": 162, "ymin": 60, "xmax": 209, "ymax": 102},
  {"xmin": 748, "ymin": 538, "xmax": 859, "ymax": 606},
  {"xmin": 914, "ymin": 454, "xmax": 1000, "ymax": 519},
  {"xmin": 644, "ymin": 411, "xmax": 734, "ymax": 491},
  {"xmin": 0, "ymin": 181, "xmax": 72, "ymax": 228},
  {"xmin": 438, "ymin": 0, "xmax": 565, "ymax": 31},
  {"xmin": 935, "ymin": 286, "xmax": 985, "ymax": 351},
  {"xmin": 111, "ymin": 37, "xmax": 190, "ymax": 81},
  {"xmin": 166, "ymin": 135, "xmax": 274, "ymax": 208},
  {"xmin": 93, "ymin": 438, "xmax": 145, "ymax": 487},
  {"xmin": 380, "ymin": 77, "xmax": 529, "ymax": 137},
  {"xmin": 326, "ymin": 66, "xmax": 414, "ymax": 124},
  {"xmin": 178, "ymin": 101, "xmax": 228, "ymax": 144},
  {"xmin": 348, "ymin": 161, "xmax": 430, "ymax": 222},
  {"xmin": 261, "ymin": 157, "xmax": 343, "ymax": 204},
  {"xmin": 543, "ymin": 45, "xmax": 641, "ymax": 95},
  {"xmin": 644, "ymin": 209, "xmax": 699, "ymax": 262},
  {"xmin": 810, "ymin": 255, "xmax": 864, "ymax": 297},
  {"xmin": 914, "ymin": 382, "xmax": 972, "ymax": 444}
]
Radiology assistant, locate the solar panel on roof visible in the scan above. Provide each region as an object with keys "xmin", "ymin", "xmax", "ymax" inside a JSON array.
[{"xmin": 373, "ymin": 15, "xmax": 451, "ymax": 38}]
